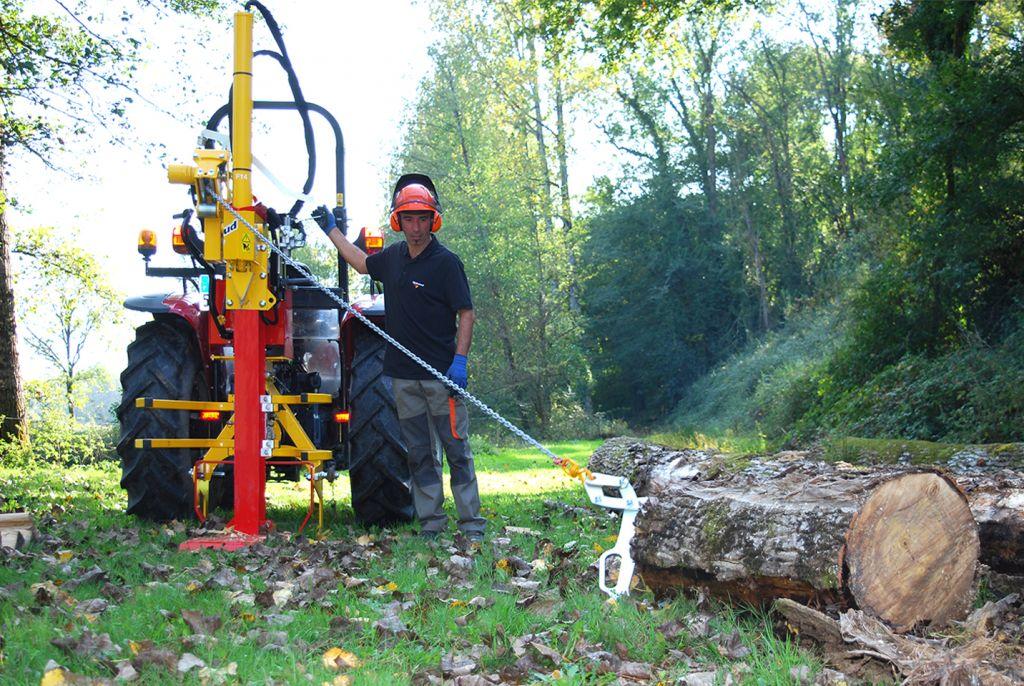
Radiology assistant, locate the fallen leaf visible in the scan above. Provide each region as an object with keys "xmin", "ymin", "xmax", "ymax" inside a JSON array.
[
  {"xmin": 51, "ymin": 629, "xmax": 120, "ymax": 660},
  {"xmin": 509, "ymin": 577, "xmax": 540, "ymax": 593},
  {"xmin": 716, "ymin": 629, "xmax": 750, "ymax": 660},
  {"xmin": 582, "ymin": 650, "xmax": 620, "ymax": 674},
  {"xmin": 322, "ymin": 647, "xmax": 361, "ymax": 670},
  {"xmin": 64, "ymin": 566, "xmax": 107, "ymax": 590},
  {"xmin": 657, "ymin": 619, "xmax": 686, "ymax": 642},
  {"xmin": 177, "ymin": 652, "xmax": 205, "ymax": 673},
  {"xmin": 113, "ymin": 661, "xmax": 138, "ymax": 682},
  {"xmin": 444, "ymin": 555, "xmax": 474, "ymax": 579},
  {"xmin": 528, "ymin": 641, "xmax": 562, "ymax": 666},
  {"xmin": 374, "ymin": 601, "xmax": 412, "ymax": 638},
  {"xmin": 681, "ymin": 671, "xmax": 720, "ymax": 686},
  {"xmin": 74, "ymin": 598, "xmax": 109, "ymax": 617},
  {"xmin": 617, "ymin": 661, "xmax": 653, "ymax": 681},
  {"xmin": 40, "ymin": 665, "xmax": 67, "ymax": 686},
  {"xmin": 372, "ymin": 581, "xmax": 399, "ymax": 595},
  {"xmin": 181, "ymin": 609, "xmax": 222, "ymax": 635},
  {"xmin": 130, "ymin": 642, "xmax": 178, "ymax": 671},
  {"xmin": 140, "ymin": 562, "xmax": 171, "ymax": 580},
  {"xmin": 441, "ymin": 652, "xmax": 477, "ymax": 677}
]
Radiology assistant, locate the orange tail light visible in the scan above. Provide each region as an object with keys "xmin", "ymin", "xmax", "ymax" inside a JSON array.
[
  {"xmin": 361, "ymin": 227, "xmax": 384, "ymax": 254},
  {"xmin": 172, "ymin": 225, "xmax": 189, "ymax": 255}
]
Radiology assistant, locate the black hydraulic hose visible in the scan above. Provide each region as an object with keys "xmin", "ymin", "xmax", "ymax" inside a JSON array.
[
  {"xmin": 206, "ymin": 101, "xmax": 344, "ymax": 203},
  {"xmin": 244, "ymin": 0, "xmax": 316, "ymax": 218}
]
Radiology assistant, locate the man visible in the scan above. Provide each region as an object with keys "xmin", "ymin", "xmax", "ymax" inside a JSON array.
[{"xmin": 313, "ymin": 174, "xmax": 485, "ymax": 541}]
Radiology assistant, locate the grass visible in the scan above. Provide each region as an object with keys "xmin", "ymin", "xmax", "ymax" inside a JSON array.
[{"xmin": 0, "ymin": 438, "xmax": 823, "ymax": 685}]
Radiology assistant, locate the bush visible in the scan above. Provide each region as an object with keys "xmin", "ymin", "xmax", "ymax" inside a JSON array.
[
  {"xmin": 670, "ymin": 304, "xmax": 843, "ymax": 437},
  {"xmin": 0, "ymin": 413, "xmax": 116, "ymax": 469},
  {"xmin": 546, "ymin": 392, "xmax": 630, "ymax": 440}
]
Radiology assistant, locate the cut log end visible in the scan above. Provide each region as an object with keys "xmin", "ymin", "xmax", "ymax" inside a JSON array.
[{"xmin": 843, "ymin": 472, "xmax": 980, "ymax": 631}]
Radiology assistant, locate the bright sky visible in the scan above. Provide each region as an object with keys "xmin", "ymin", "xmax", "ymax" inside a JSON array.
[{"xmin": 10, "ymin": 1, "xmax": 447, "ymax": 381}]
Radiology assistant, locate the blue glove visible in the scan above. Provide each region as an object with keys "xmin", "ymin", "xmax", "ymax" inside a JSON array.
[
  {"xmin": 446, "ymin": 354, "xmax": 468, "ymax": 390},
  {"xmin": 312, "ymin": 205, "xmax": 336, "ymax": 235}
]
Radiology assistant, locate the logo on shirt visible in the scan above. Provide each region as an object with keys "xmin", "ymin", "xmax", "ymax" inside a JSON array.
[{"xmin": 412, "ymin": 280, "xmax": 425, "ymax": 289}]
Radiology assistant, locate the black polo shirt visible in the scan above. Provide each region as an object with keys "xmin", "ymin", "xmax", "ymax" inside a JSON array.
[{"xmin": 365, "ymin": 236, "xmax": 473, "ymax": 380}]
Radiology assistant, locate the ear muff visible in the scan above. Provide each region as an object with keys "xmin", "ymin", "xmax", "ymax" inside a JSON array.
[{"xmin": 389, "ymin": 183, "xmax": 443, "ymax": 232}]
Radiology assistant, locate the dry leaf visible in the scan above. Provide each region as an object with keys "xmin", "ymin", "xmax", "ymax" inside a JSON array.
[
  {"xmin": 322, "ymin": 647, "xmax": 361, "ymax": 670},
  {"xmin": 177, "ymin": 653, "xmax": 205, "ymax": 673},
  {"xmin": 181, "ymin": 609, "xmax": 222, "ymax": 635}
]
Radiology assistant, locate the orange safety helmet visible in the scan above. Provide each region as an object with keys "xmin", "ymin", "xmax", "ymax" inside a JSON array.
[{"xmin": 389, "ymin": 173, "xmax": 442, "ymax": 232}]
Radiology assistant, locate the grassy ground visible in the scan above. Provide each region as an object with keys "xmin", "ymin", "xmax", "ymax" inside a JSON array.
[{"xmin": 0, "ymin": 439, "xmax": 820, "ymax": 685}]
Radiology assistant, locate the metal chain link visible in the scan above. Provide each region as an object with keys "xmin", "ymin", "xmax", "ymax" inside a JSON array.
[{"xmin": 213, "ymin": 195, "xmax": 566, "ymax": 466}]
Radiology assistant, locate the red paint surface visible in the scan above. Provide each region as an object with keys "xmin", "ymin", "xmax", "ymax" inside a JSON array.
[{"xmin": 228, "ymin": 309, "xmax": 267, "ymax": 535}]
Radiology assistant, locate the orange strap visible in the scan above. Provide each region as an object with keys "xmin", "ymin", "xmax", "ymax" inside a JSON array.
[{"xmin": 448, "ymin": 397, "xmax": 461, "ymax": 439}]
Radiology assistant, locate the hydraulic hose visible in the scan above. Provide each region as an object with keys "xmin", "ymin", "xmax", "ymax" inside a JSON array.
[{"xmin": 243, "ymin": 0, "xmax": 316, "ymax": 218}]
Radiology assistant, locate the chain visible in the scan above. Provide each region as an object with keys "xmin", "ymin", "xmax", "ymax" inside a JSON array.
[{"xmin": 213, "ymin": 195, "xmax": 593, "ymax": 482}]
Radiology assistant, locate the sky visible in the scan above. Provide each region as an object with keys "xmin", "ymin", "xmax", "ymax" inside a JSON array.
[{"xmin": 8, "ymin": 1, "xmax": 452, "ymax": 381}]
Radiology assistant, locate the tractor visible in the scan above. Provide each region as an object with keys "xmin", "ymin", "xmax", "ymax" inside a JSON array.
[{"xmin": 116, "ymin": 2, "xmax": 414, "ymax": 533}]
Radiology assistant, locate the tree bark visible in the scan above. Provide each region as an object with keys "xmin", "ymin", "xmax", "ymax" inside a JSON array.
[
  {"xmin": 592, "ymin": 438, "xmax": 1024, "ymax": 630},
  {"xmin": 0, "ymin": 143, "xmax": 27, "ymax": 442}
]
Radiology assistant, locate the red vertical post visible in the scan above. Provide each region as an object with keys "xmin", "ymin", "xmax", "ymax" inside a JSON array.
[{"xmin": 229, "ymin": 308, "xmax": 266, "ymax": 534}]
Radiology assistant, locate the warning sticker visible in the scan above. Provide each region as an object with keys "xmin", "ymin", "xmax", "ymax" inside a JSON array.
[{"xmin": 241, "ymin": 232, "xmax": 252, "ymax": 252}]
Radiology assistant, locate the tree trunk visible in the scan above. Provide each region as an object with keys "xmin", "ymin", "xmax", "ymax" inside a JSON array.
[
  {"xmin": 592, "ymin": 439, "xmax": 1024, "ymax": 631},
  {"xmin": 0, "ymin": 144, "xmax": 27, "ymax": 442}
]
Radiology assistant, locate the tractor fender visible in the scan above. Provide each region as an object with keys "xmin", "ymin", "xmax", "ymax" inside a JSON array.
[
  {"xmin": 124, "ymin": 293, "xmax": 211, "ymax": 377},
  {"xmin": 124, "ymin": 293, "xmax": 202, "ymax": 328}
]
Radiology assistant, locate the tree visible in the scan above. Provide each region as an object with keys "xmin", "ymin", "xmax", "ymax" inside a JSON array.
[
  {"xmin": 13, "ymin": 227, "xmax": 120, "ymax": 419},
  {"xmin": 0, "ymin": 0, "xmax": 222, "ymax": 440}
]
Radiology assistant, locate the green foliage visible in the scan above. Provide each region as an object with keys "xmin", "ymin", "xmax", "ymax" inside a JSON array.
[
  {"xmin": 394, "ymin": 0, "xmax": 591, "ymax": 435},
  {"xmin": 13, "ymin": 226, "xmax": 122, "ymax": 418},
  {"xmin": 671, "ymin": 304, "xmax": 842, "ymax": 439},
  {"xmin": 0, "ymin": 0, "xmax": 224, "ymax": 153},
  {"xmin": 0, "ymin": 413, "xmax": 116, "ymax": 473},
  {"xmin": 384, "ymin": 0, "xmax": 1024, "ymax": 443},
  {"xmin": 582, "ymin": 181, "xmax": 745, "ymax": 422}
]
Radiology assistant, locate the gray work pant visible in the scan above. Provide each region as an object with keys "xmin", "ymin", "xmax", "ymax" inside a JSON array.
[{"xmin": 391, "ymin": 378, "xmax": 486, "ymax": 535}]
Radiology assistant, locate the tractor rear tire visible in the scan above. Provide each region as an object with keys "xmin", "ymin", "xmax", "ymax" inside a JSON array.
[
  {"xmin": 347, "ymin": 325, "xmax": 415, "ymax": 527},
  {"xmin": 117, "ymin": 317, "xmax": 204, "ymax": 521}
]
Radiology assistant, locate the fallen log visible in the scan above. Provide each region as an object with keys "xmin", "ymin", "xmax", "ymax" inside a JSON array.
[
  {"xmin": 590, "ymin": 439, "xmax": 1024, "ymax": 630},
  {"xmin": 592, "ymin": 438, "xmax": 1024, "ymax": 580}
]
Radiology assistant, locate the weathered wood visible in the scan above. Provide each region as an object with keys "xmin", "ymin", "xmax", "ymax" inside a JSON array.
[
  {"xmin": 0, "ymin": 511, "xmax": 34, "ymax": 550},
  {"xmin": 594, "ymin": 439, "xmax": 1024, "ymax": 576},
  {"xmin": 590, "ymin": 439, "xmax": 1024, "ymax": 630},
  {"xmin": 775, "ymin": 597, "xmax": 1024, "ymax": 684},
  {"xmin": 843, "ymin": 473, "xmax": 978, "ymax": 629}
]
